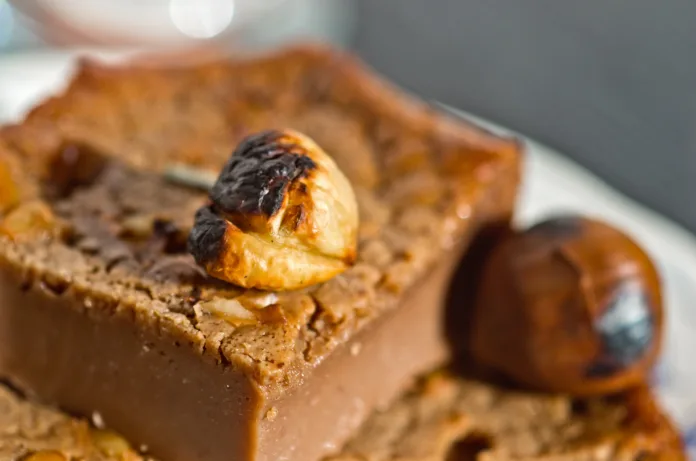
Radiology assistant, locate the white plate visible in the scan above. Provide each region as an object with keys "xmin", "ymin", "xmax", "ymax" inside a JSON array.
[{"xmin": 0, "ymin": 51, "xmax": 694, "ymax": 457}]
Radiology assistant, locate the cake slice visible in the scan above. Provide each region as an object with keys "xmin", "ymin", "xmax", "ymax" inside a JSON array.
[
  {"xmin": 328, "ymin": 371, "xmax": 685, "ymax": 461},
  {"xmin": 0, "ymin": 372, "xmax": 684, "ymax": 461},
  {"xmin": 0, "ymin": 45, "xmax": 521, "ymax": 461}
]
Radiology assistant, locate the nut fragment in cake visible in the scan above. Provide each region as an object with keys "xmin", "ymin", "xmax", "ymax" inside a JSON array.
[
  {"xmin": 0, "ymin": 200, "xmax": 60, "ymax": 241},
  {"xmin": 188, "ymin": 129, "xmax": 359, "ymax": 290},
  {"xmin": 195, "ymin": 298, "xmax": 258, "ymax": 326},
  {"xmin": 24, "ymin": 452, "xmax": 68, "ymax": 461},
  {"xmin": 0, "ymin": 159, "xmax": 20, "ymax": 213},
  {"xmin": 91, "ymin": 428, "xmax": 140, "ymax": 459},
  {"xmin": 471, "ymin": 215, "xmax": 663, "ymax": 395}
]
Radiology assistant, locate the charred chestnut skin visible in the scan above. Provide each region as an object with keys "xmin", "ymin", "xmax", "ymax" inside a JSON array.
[
  {"xmin": 188, "ymin": 206, "xmax": 227, "ymax": 265},
  {"xmin": 470, "ymin": 216, "xmax": 663, "ymax": 396},
  {"xmin": 188, "ymin": 129, "xmax": 358, "ymax": 291},
  {"xmin": 209, "ymin": 130, "xmax": 317, "ymax": 225}
]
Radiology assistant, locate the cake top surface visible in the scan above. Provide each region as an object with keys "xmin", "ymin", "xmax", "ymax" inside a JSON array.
[
  {"xmin": 0, "ymin": 372, "xmax": 684, "ymax": 461},
  {"xmin": 0, "ymin": 44, "xmax": 520, "ymax": 391}
]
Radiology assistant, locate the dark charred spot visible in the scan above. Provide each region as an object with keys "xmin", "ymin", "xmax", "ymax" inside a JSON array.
[
  {"xmin": 528, "ymin": 216, "xmax": 584, "ymax": 240},
  {"xmin": 586, "ymin": 285, "xmax": 654, "ymax": 378},
  {"xmin": 40, "ymin": 276, "xmax": 68, "ymax": 296},
  {"xmin": 209, "ymin": 130, "xmax": 317, "ymax": 219},
  {"xmin": 188, "ymin": 285, "xmax": 202, "ymax": 304},
  {"xmin": 134, "ymin": 219, "xmax": 188, "ymax": 263},
  {"xmin": 46, "ymin": 142, "xmax": 110, "ymax": 198},
  {"xmin": 585, "ymin": 359, "xmax": 623, "ymax": 378},
  {"xmin": 188, "ymin": 205, "xmax": 227, "ymax": 265},
  {"xmin": 446, "ymin": 431, "xmax": 494, "ymax": 461},
  {"xmin": 152, "ymin": 218, "xmax": 187, "ymax": 253},
  {"xmin": 143, "ymin": 255, "xmax": 206, "ymax": 284},
  {"xmin": 153, "ymin": 218, "xmax": 179, "ymax": 239}
]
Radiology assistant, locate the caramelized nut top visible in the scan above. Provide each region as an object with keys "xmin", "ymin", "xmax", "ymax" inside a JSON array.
[
  {"xmin": 24, "ymin": 452, "xmax": 68, "ymax": 461},
  {"xmin": 471, "ymin": 215, "xmax": 663, "ymax": 396},
  {"xmin": 0, "ymin": 159, "xmax": 20, "ymax": 214},
  {"xmin": 0, "ymin": 200, "xmax": 60, "ymax": 242},
  {"xmin": 188, "ymin": 129, "xmax": 358, "ymax": 290}
]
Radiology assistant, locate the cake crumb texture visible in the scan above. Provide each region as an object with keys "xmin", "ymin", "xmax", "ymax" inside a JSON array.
[
  {"xmin": 0, "ymin": 385, "xmax": 150, "ymax": 461},
  {"xmin": 327, "ymin": 372, "xmax": 685, "ymax": 461}
]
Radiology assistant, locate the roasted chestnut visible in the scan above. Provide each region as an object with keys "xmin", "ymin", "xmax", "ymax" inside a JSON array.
[
  {"xmin": 470, "ymin": 216, "xmax": 663, "ymax": 395},
  {"xmin": 188, "ymin": 129, "xmax": 358, "ymax": 291}
]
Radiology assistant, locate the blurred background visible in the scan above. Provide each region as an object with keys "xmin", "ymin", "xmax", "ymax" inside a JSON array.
[{"xmin": 1, "ymin": 0, "xmax": 695, "ymax": 233}]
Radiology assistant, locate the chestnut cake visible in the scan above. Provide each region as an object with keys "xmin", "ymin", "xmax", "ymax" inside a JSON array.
[
  {"xmin": 0, "ymin": 372, "xmax": 685, "ymax": 461},
  {"xmin": 0, "ymin": 46, "xmax": 521, "ymax": 461}
]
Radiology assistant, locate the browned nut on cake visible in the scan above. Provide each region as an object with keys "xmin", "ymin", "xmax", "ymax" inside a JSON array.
[
  {"xmin": 188, "ymin": 129, "xmax": 358, "ymax": 291},
  {"xmin": 24, "ymin": 451, "xmax": 68, "ymax": 461},
  {"xmin": 91, "ymin": 428, "xmax": 141, "ymax": 460},
  {"xmin": 0, "ymin": 200, "xmax": 60, "ymax": 241},
  {"xmin": 0, "ymin": 160, "xmax": 20, "ymax": 214},
  {"xmin": 471, "ymin": 216, "xmax": 663, "ymax": 395}
]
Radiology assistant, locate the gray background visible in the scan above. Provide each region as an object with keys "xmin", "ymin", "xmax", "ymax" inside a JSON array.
[
  {"xmin": 2, "ymin": 0, "xmax": 695, "ymax": 232},
  {"xmin": 353, "ymin": 0, "xmax": 696, "ymax": 233}
]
